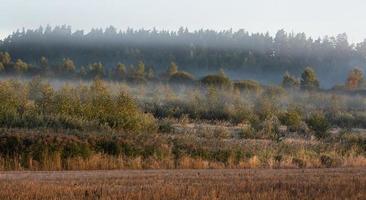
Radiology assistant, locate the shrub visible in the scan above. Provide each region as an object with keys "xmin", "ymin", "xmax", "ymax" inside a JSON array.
[
  {"xmin": 328, "ymin": 112, "xmax": 355, "ymax": 128},
  {"xmin": 0, "ymin": 79, "xmax": 157, "ymax": 133},
  {"xmin": 254, "ymin": 97, "xmax": 279, "ymax": 120},
  {"xmin": 169, "ymin": 71, "xmax": 195, "ymax": 85},
  {"xmin": 213, "ymin": 128, "xmax": 231, "ymax": 139},
  {"xmin": 282, "ymin": 72, "xmax": 300, "ymax": 89},
  {"xmin": 258, "ymin": 116, "xmax": 281, "ymax": 141},
  {"xmin": 62, "ymin": 142, "xmax": 91, "ymax": 159},
  {"xmin": 263, "ymin": 86, "xmax": 287, "ymax": 98},
  {"xmin": 200, "ymin": 75, "xmax": 231, "ymax": 88},
  {"xmin": 234, "ymin": 80, "xmax": 262, "ymax": 94},
  {"xmin": 280, "ymin": 109, "xmax": 302, "ymax": 132},
  {"xmin": 300, "ymin": 67, "xmax": 319, "ymax": 91},
  {"xmin": 238, "ymin": 127, "xmax": 257, "ymax": 139},
  {"xmin": 307, "ymin": 113, "xmax": 330, "ymax": 139},
  {"xmin": 158, "ymin": 119, "xmax": 174, "ymax": 133}
]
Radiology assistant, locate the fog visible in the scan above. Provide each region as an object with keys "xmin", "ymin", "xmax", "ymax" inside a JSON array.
[
  {"xmin": 2, "ymin": 0, "xmax": 366, "ymax": 43},
  {"xmin": 1, "ymin": 26, "xmax": 365, "ymax": 88},
  {"xmin": 2, "ymin": 0, "xmax": 366, "ymax": 87}
]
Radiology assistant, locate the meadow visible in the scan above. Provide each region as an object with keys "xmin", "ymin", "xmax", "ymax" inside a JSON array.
[
  {"xmin": 0, "ymin": 76, "xmax": 364, "ymax": 170},
  {"xmin": 2, "ymin": 12, "xmax": 366, "ymax": 200}
]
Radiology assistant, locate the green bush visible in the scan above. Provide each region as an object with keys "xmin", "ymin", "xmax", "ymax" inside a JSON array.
[
  {"xmin": 0, "ymin": 79, "xmax": 157, "ymax": 133},
  {"xmin": 307, "ymin": 113, "xmax": 330, "ymax": 139},
  {"xmin": 280, "ymin": 109, "xmax": 302, "ymax": 132}
]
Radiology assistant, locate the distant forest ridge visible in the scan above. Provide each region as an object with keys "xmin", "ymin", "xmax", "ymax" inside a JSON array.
[{"xmin": 1, "ymin": 25, "xmax": 366, "ymax": 87}]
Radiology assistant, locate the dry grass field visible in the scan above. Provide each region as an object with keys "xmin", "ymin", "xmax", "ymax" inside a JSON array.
[{"xmin": 0, "ymin": 168, "xmax": 365, "ymax": 200}]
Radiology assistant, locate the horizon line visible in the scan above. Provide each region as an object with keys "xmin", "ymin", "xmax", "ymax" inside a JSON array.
[{"xmin": 1, "ymin": 25, "xmax": 364, "ymax": 44}]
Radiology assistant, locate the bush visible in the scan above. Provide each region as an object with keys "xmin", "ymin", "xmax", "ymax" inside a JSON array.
[
  {"xmin": 328, "ymin": 112, "xmax": 355, "ymax": 128},
  {"xmin": 169, "ymin": 71, "xmax": 195, "ymax": 85},
  {"xmin": 0, "ymin": 79, "xmax": 157, "ymax": 133},
  {"xmin": 238, "ymin": 127, "xmax": 256, "ymax": 139},
  {"xmin": 258, "ymin": 116, "xmax": 281, "ymax": 141},
  {"xmin": 158, "ymin": 119, "xmax": 174, "ymax": 133},
  {"xmin": 254, "ymin": 97, "xmax": 279, "ymax": 120},
  {"xmin": 234, "ymin": 80, "xmax": 262, "ymax": 94},
  {"xmin": 200, "ymin": 75, "xmax": 231, "ymax": 88},
  {"xmin": 307, "ymin": 113, "xmax": 330, "ymax": 139},
  {"xmin": 263, "ymin": 86, "xmax": 287, "ymax": 98},
  {"xmin": 280, "ymin": 109, "xmax": 302, "ymax": 132}
]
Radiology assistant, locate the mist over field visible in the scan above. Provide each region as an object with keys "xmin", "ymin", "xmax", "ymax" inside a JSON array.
[
  {"xmin": 1, "ymin": 1, "xmax": 366, "ymax": 199},
  {"xmin": 1, "ymin": 26, "xmax": 366, "ymax": 88}
]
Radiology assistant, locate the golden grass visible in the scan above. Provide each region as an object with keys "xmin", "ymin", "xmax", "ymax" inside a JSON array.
[
  {"xmin": 0, "ymin": 168, "xmax": 365, "ymax": 200},
  {"xmin": 1, "ymin": 153, "xmax": 366, "ymax": 171}
]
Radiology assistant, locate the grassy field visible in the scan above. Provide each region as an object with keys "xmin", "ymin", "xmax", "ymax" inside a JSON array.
[{"xmin": 0, "ymin": 168, "xmax": 365, "ymax": 200}]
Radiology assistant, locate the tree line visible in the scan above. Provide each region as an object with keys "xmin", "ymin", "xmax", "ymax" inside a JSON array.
[
  {"xmin": 1, "ymin": 26, "xmax": 366, "ymax": 86},
  {"xmin": 1, "ymin": 50, "xmax": 365, "ymax": 91}
]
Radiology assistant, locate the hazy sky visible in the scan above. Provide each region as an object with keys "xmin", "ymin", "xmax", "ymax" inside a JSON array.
[{"xmin": 1, "ymin": 0, "xmax": 366, "ymax": 43}]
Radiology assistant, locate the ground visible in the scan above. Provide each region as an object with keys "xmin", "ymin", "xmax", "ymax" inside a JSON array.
[{"xmin": 0, "ymin": 168, "xmax": 365, "ymax": 200}]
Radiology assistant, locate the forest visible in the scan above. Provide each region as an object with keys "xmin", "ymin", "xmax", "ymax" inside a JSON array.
[{"xmin": 1, "ymin": 26, "xmax": 366, "ymax": 87}]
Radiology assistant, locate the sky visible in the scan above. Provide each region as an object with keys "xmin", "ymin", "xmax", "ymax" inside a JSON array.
[{"xmin": 1, "ymin": 0, "xmax": 366, "ymax": 43}]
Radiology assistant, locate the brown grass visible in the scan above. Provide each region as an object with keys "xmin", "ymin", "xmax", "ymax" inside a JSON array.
[
  {"xmin": 1, "ymin": 153, "xmax": 366, "ymax": 171},
  {"xmin": 0, "ymin": 168, "xmax": 365, "ymax": 200}
]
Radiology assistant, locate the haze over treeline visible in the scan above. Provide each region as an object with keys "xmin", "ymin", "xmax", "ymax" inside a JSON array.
[{"xmin": 1, "ymin": 25, "xmax": 366, "ymax": 87}]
